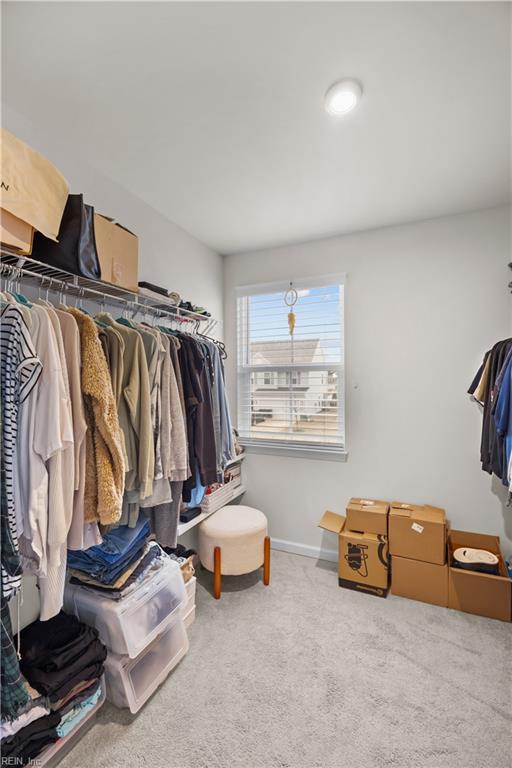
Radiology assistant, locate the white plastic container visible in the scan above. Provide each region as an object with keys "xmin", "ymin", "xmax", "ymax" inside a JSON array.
[
  {"xmin": 200, "ymin": 479, "xmax": 245, "ymax": 514},
  {"xmin": 182, "ymin": 575, "xmax": 197, "ymax": 628},
  {"xmin": 63, "ymin": 558, "xmax": 186, "ymax": 658},
  {"xmin": 184, "ymin": 605, "xmax": 196, "ymax": 628},
  {"xmin": 104, "ymin": 615, "xmax": 189, "ymax": 713},
  {"xmin": 184, "ymin": 575, "xmax": 196, "ymax": 610}
]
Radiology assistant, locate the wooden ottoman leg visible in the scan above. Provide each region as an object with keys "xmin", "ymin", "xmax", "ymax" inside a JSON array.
[
  {"xmin": 213, "ymin": 546, "xmax": 222, "ymax": 599},
  {"xmin": 263, "ymin": 536, "xmax": 271, "ymax": 586}
]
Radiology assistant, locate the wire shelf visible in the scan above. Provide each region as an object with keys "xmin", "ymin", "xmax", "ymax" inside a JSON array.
[{"xmin": 0, "ymin": 250, "xmax": 217, "ymax": 334}]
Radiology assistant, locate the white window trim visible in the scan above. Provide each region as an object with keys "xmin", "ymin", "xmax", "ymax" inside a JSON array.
[
  {"xmin": 236, "ymin": 273, "xmax": 347, "ymax": 460},
  {"xmin": 240, "ymin": 440, "xmax": 348, "ymax": 462}
]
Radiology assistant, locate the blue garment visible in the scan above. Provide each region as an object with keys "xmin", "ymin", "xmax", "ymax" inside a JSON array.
[
  {"xmin": 67, "ymin": 542, "xmax": 146, "ymax": 585},
  {"xmin": 494, "ymin": 355, "xmax": 512, "ymax": 485},
  {"xmin": 85, "ymin": 513, "xmax": 149, "ymax": 561},
  {"xmin": 189, "ymin": 466, "xmax": 206, "ymax": 507},
  {"xmin": 67, "ymin": 514, "xmax": 150, "ymax": 583},
  {"xmin": 56, "ymin": 685, "xmax": 102, "ymax": 738}
]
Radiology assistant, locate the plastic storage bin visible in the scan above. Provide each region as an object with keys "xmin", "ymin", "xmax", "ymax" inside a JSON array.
[
  {"xmin": 182, "ymin": 575, "xmax": 196, "ymax": 628},
  {"xmin": 184, "ymin": 605, "xmax": 196, "ymax": 629},
  {"xmin": 200, "ymin": 478, "xmax": 245, "ymax": 514},
  {"xmin": 63, "ymin": 558, "xmax": 186, "ymax": 658},
  {"xmin": 104, "ymin": 615, "xmax": 189, "ymax": 713}
]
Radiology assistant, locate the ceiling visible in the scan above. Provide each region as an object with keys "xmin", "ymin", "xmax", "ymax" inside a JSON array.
[{"xmin": 2, "ymin": 2, "xmax": 511, "ymax": 255}]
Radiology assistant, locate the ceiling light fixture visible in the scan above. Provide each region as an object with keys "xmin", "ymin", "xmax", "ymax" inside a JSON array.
[{"xmin": 324, "ymin": 79, "xmax": 363, "ymax": 116}]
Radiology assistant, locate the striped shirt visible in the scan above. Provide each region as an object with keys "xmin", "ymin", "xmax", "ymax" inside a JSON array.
[{"xmin": 1, "ymin": 304, "xmax": 41, "ymax": 600}]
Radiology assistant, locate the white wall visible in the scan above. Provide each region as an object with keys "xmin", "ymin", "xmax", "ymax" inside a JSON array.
[
  {"xmin": 2, "ymin": 105, "xmax": 224, "ymax": 330},
  {"xmin": 224, "ymin": 207, "xmax": 512, "ymax": 558}
]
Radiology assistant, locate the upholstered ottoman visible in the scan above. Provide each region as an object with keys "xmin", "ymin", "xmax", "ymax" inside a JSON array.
[{"xmin": 199, "ymin": 505, "xmax": 270, "ymax": 599}]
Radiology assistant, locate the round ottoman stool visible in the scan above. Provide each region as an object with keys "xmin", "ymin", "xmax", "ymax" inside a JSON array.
[{"xmin": 199, "ymin": 505, "xmax": 270, "ymax": 599}]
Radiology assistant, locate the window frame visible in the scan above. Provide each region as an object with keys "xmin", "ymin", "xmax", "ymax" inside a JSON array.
[{"xmin": 236, "ymin": 274, "xmax": 347, "ymax": 461}]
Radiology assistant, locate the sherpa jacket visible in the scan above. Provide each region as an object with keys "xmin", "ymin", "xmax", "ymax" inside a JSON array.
[{"xmin": 67, "ymin": 309, "xmax": 125, "ymax": 525}]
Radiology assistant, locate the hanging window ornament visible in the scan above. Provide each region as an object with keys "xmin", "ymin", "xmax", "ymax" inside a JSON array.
[{"xmin": 285, "ymin": 283, "xmax": 298, "ymax": 336}]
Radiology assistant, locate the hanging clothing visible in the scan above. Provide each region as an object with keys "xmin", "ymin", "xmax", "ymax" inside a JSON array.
[
  {"xmin": 96, "ymin": 313, "xmax": 154, "ymax": 500},
  {"xmin": 148, "ymin": 480, "xmax": 183, "ymax": 549},
  {"xmin": 494, "ymin": 354, "xmax": 512, "ymax": 486},
  {"xmin": 1, "ymin": 599, "xmax": 30, "ymax": 723},
  {"xmin": 166, "ymin": 334, "xmax": 189, "ymax": 481},
  {"xmin": 1, "ymin": 281, "xmax": 235, "ymax": 617},
  {"xmin": 0, "ymin": 304, "xmax": 42, "ymax": 600},
  {"xmin": 67, "ymin": 309, "xmax": 125, "ymax": 525},
  {"xmin": 56, "ymin": 308, "xmax": 101, "ymax": 551},
  {"xmin": 179, "ymin": 335, "xmax": 218, "ymax": 501},
  {"xmin": 469, "ymin": 338, "xmax": 512, "ymax": 489}
]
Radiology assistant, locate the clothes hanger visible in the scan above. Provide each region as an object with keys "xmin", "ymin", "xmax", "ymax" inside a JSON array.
[
  {"xmin": 6, "ymin": 268, "xmax": 31, "ymax": 306},
  {"xmin": 94, "ymin": 295, "xmax": 109, "ymax": 327}
]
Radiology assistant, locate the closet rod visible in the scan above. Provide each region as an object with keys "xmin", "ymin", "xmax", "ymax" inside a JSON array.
[{"xmin": 0, "ymin": 250, "xmax": 217, "ymax": 335}]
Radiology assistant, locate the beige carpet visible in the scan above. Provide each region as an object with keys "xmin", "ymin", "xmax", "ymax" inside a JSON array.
[{"xmin": 59, "ymin": 550, "xmax": 511, "ymax": 768}]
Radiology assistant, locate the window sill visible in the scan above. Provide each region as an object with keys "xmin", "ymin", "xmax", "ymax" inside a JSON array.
[{"xmin": 240, "ymin": 440, "xmax": 348, "ymax": 462}]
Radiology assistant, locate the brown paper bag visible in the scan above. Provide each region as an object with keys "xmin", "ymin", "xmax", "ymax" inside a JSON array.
[{"xmin": 0, "ymin": 128, "xmax": 69, "ymax": 241}]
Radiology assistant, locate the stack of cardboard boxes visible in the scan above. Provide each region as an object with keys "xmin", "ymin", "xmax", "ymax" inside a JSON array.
[
  {"xmin": 319, "ymin": 498, "xmax": 512, "ymax": 621},
  {"xmin": 319, "ymin": 499, "xmax": 391, "ymax": 598},
  {"xmin": 389, "ymin": 502, "xmax": 447, "ymax": 606}
]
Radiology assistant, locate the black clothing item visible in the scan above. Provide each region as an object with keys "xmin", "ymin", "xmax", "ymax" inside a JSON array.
[
  {"xmin": 179, "ymin": 507, "xmax": 201, "ymax": 523},
  {"xmin": 21, "ymin": 620, "xmax": 96, "ymax": 674},
  {"xmin": 18, "ymin": 612, "xmax": 107, "ymax": 702},
  {"xmin": 21, "ymin": 637, "xmax": 106, "ymax": 700},
  {"xmin": 47, "ymin": 661, "xmax": 105, "ymax": 704},
  {"xmin": 138, "ymin": 281, "xmax": 170, "ymax": 297},
  {"xmin": 58, "ymin": 680, "xmax": 101, "ymax": 717},
  {"xmin": 165, "ymin": 544, "xmax": 197, "ymax": 559},
  {"xmin": 178, "ymin": 335, "xmax": 217, "ymax": 501},
  {"xmin": 480, "ymin": 340, "xmax": 511, "ymax": 477},
  {"xmin": 1, "ymin": 710, "xmax": 61, "ymax": 763},
  {"xmin": 470, "ymin": 339, "xmax": 512, "ymax": 481}
]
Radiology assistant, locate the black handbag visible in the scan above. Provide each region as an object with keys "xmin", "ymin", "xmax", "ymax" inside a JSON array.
[{"xmin": 32, "ymin": 193, "xmax": 101, "ymax": 279}]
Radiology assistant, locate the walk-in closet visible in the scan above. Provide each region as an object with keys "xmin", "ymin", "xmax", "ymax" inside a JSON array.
[{"xmin": 1, "ymin": 3, "xmax": 511, "ymax": 768}]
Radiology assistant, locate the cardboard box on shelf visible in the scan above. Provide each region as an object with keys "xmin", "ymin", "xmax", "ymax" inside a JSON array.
[
  {"xmin": 448, "ymin": 529, "xmax": 511, "ymax": 622},
  {"xmin": 346, "ymin": 498, "xmax": 389, "ymax": 536},
  {"xmin": 391, "ymin": 555, "xmax": 448, "ymax": 607},
  {"xmin": 0, "ymin": 208, "xmax": 34, "ymax": 254},
  {"xmin": 318, "ymin": 511, "xmax": 389, "ymax": 598},
  {"xmin": 94, "ymin": 213, "xmax": 138, "ymax": 292},
  {"xmin": 389, "ymin": 502, "xmax": 446, "ymax": 565}
]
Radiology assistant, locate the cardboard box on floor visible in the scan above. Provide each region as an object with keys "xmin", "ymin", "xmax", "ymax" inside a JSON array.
[
  {"xmin": 319, "ymin": 511, "xmax": 389, "ymax": 598},
  {"xmin": 389, "ymin": 502, "xmax": 446, "ymax": 565},
  {"xmin": 448, "ymin": 529, "xmax": 511, "ymax": 622},
  {"xmin": 346, "ymin": 498, "xmax": 389, "ymax": 536},
  {"xmin": 391, "ymin": 556, "xmax": 448, "ymax": 607},
  {"xmin": 94, "ymin": 213, "xmax": 139, "ymax": 292},
  {"xmin": 0, "ymin": 208, "xmax": 34, "ymax": 254}
]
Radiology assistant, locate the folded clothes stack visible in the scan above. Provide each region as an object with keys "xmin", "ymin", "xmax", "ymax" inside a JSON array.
[
  {"xmin": 1, "ymin": 612, "xmax": 107, "ymax": 765},
  {"xmin": 19, "ymin": 613, "xmax": 107, "ymax": 707},
  {"xmin": 1, "ymin": 711, "xmax": 61, "ymax": 765},
  {"xmin": 69, "ymin": 540, "xmax": 169, "ymax": 601},
  {"xmin": 67, "ymin": 513, "xmax": 151, "ymax": 588},
  {"xmin": 137, "ymin": 281, "xmax": 211, "ymax": 317}
]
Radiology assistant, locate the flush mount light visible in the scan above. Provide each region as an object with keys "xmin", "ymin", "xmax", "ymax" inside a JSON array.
[{"xmin": 324, "ymin": 79, "xmax": 363, "ymax": 116}]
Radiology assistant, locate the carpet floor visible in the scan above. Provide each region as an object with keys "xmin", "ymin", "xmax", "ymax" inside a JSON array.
[{"xmin": 59, "ymin": 550, "xmax": 511, "ymax": 768}]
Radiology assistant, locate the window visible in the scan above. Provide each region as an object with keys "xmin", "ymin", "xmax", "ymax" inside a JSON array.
[{"xmin": 237, "ymin": 275, "xmax": 345, "ymax": 457}]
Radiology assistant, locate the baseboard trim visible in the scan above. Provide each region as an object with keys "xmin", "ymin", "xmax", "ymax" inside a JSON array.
[{"xmin": 270, "ymin": 538, "xmax": 338, "ymax": 563}]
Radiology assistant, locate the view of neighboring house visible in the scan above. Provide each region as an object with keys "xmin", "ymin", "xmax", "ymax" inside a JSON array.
[{"xmin": 250, "ymin": 338, "xmax": 338, "ymax": 425}]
